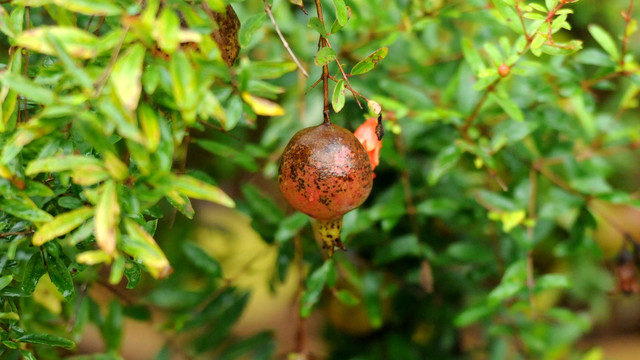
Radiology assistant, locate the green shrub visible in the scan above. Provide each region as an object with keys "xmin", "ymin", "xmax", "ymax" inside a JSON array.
[{"xmin": 0, "ymin": 0, "xmax": 638, "ymax": 358}]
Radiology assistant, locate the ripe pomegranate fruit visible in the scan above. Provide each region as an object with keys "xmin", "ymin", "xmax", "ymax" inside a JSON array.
[{"xmin": 278, "ymin": 121, "xmax": 373, "ymax": 256}]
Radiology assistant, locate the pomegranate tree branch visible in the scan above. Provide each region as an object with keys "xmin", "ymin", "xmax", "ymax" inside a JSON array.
[
  {"xmin": 314, "ymin": 0, "xmax": 330, "ymax": 124},
  {"xmin": 620, "ymin": 0, "xmax": 635, "ymax": 67},
  {"xmin": 264, "ymin": 0, "xmax": 309, "ymax": 78}
]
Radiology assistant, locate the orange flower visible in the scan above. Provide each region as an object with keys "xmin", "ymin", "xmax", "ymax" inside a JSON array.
[{"xmin": 354, "ymin": 118, "xmax": 382, "ymax": 177}]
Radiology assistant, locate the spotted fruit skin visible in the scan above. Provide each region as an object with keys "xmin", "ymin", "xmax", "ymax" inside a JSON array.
[{"xmin": 278, "ymin": 122, "xmax": 373, "ymax": 221}]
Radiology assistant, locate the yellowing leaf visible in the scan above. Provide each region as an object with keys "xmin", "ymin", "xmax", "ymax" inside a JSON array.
[
  {"xmin": 16, "ymin": 26, "xmax": 99, "ymax": 59},
  {"xmin": 95, "ymin": 181, "xmax": 119, "ymax": 255},
  {"xmin": 172, "ymin": 174, "xmax": 235, "ymax": 208},
  {"xmin": 33, "ymin": 207, "xmax": 94, "ymax": 246},
  {"xmin": 241, "ymin": 92, "xmax": 285, "ymax": 117},
  {"xmin": 110, "ymin": 43, "xmax": 145, "ymax": 112},
  {"xmin": 123, "ymin": 219, "xmax": 172, "ymax": 279},
  {"xmin": 33, "ymin": 274, "xmax": 64, "ymax": 315},
  {"xmin": 76, "ymin": 250, "xmax": 112, "ymax": 265}
]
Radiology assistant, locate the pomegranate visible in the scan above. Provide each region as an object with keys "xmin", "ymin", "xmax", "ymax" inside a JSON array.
[{"xmin": 278, "ymin": 121, "xmax": 373, "ymax": 256}]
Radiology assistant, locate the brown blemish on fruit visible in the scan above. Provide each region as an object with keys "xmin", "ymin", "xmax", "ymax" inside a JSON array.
[{"xmin": 278, "ymin": 122, "xmax": 373, "ymax": 222}]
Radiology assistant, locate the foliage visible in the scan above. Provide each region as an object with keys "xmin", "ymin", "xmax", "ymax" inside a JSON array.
[{"xmin": 0, "ymin": 0, "xmax": 639, "ymax": 359}]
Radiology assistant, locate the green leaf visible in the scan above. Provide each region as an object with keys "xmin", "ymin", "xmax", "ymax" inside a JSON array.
[
  {"xmin": 0, "ymin": 73, "xmax": 55, "ymax": 105},
  {"xmin": 182, "ymin": 242, "xmax": 222, "ymax": 278},
  {"xmin": 26, "ymin": 155, "xmax": 103, "ymax": 175},
  {"xmin": 172, "ymin": 174, "xmax": 235, "ymax": 207},
  {"xmin": 0, "ymin": 275, "xmax": 13, "ymax": 291},
  {"xmin": 545, "ymin": 0, "xmax": 558, "ymax": 10},
  {"xmin": 490, "ymin": 93, "xmax": 524, "ymax": 122},
  {"xmin": 155, "ymin": 8, "xmax": 180, "ymax": 54},
  {"xmin": 535, "ymin": 273, "xmax": 571, "ymax": 291},
  {"xmin": 170, "ymin": 51, "xmax": 198, "ymax": 124},
  {"xmin": 350, "ymin": 47, "xmax": 388, "ymax": 75},
  {"xmin": 331, "ymin": 79, "xmax": 346, "ymax": 112},
  {"xmin": 362, "ymin": 272, "xmax": 383, "ymax": 328},
  {"xmin": 196, "ymin": 139, "xmax": 258, "ymax": 172},
  {"xmin": 95, "ymin": 181, "xmax": 120, "ymax": 255},
  {"xmin": 96, "ymin": 100, "xmax": 145, "ymax": 144},
  {"xmin": 16, "ymin": 333, "xmax": 75, "ymax": 349},
  {"xmin": 588, "ymin": 24, "xmax": 620, "ymax": 61},
  {"xmin": 124, "ymin": 260, "xmax": 141, "ymax": 289},
  {"xmin": 332, "ymin": 0, "xmax": 348, "ymax": 26},
  {"xmin": 16, "ymin": 26, "xmax": 99, "ymax": 59},
  {"xmin": 122, "ymin": 219, "xmax": 172, "ymax": 279},
  {"xmin": 166, "ymin": 190, "xmax": 195, "ymax": 219},
  {"xmin": 274, "ymin": 213, "xmax": 308, "ymax": 244},
  {"xmin": 32, "ymin": 207, "xmax": 94, "ymax": 246},
  {"xmin": 462, "ymin": 38, "xmax": 485, "ymax": 73},
  {"xmin": 138, "ymin": 104, "xmax": 161, "ymax": 152},
  {"xmin": 21, "ymin": 253, "xmax": 46, "ymax": 295},
  {"xmin": 246, "ymin": 61, "xmax": 297, "ymax": 80},
  {"xmin": 111, "ymin": 43, "xmax": 145, "ymax": 112},
  {"xmin": 454, "ymin": 303, "xmax": 494, "ymax": 327},
  {"xmin": 0, "ymin": 198, "xmax": 53, "ymax": 223},
  {"xmin": 239, "ymin": 13, "xmax": 265, "ymax": 47},
  {"xmin": 315, "ymin": 47, "xmax": 336, "ymax": 66},
  {"xmin": 428, "ymin": 145, "xmax": 463, "ymax": 186},
  {"xmin": 46, "ymin": 251, "xmax": 75, "ymax": 299},
  {"xmin": 335, "ymin": 289, "xmax": 360, "ymax": 306},
  {"xmin": 307, "ymin": 17, "xmax": 326, "ymax": 37},
  {"xmin": 300, "ymin": 259, "xmax": 333, "ymax": 317},
  {"xmin": 45, "ymin": 32, "xmax": 93, "ymax": 90},
  {"xmin": 101, "ymin": 301, "xmax": 123, "ymax": 351},
  {"xmin": 52, "ymin": 0, "xmax": 122, "ymax": 15}
]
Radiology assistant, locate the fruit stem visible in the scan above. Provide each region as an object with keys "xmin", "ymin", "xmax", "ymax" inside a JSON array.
[{"xmin": 311, "ymin": 217, "xmax": 345, "ymax": 257}]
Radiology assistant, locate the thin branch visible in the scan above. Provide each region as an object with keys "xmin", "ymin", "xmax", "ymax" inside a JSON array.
[
  {"xmin": 0, "ymin": 230, "xmax": 34, "ymax": 239},
  {"xmin": 264, "ymin": 0, "xmax": 309, "ymax": 78},
  {"xmin": 395, "ymin": 133, "xmax": 433, "ymax": 293},
  {"xmin": 324, "ymin": 40, "xmax": 363, "ymax": 108},
  {"xmin": 526, "ymin": 168, "xmax": 537, "ymax": 318},
  {"xmin": 514, "ymin": 0, "xmax": 531, "ymax": 42},
  {"xmin": 620, "ymin": 0, "xmax": 635, "ymax": 67},
  {"xmin": 94, "ymin": 25, "xmax": 130, "ymax": 96},
  {"xmin": 314, "ymin": 0, "xmax": 331, "ymax": 124}
]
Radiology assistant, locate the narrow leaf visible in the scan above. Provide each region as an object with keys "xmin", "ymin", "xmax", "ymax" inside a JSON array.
[
  {"xmin": 172, "ymin": 174, "xmax": 235, "ymax": 207},
  {"xmin": 32, "ymin": 207, "xmax": 94, "ymax": 246},
  {"xmin": 0, "ymin": 73, "xmax": 54, "ymax": 105},
  {"xmin": 182, "ymin": 242, "xmax": 222, "ymax": 277},
  {"xmin": 110, "ymin": 43, "xmax": 145, "ymax": 112},
  {"xmin": 95, "ymin": 181, "xmax": 119, "ymax": 255},
  {"xmin": 16, "ymin": 26, "xmax": 99, "ymax": 59},
  {"xmin": 0, "ymin": 198, "xmax": 53, "ymax": 223},
  {"xmin": 123, "ymin": 219, "xmax": 172, "ymax": 279},
  {"xmin": 588, "ymin": 24, "xmax": 620, "ymax": 61},
  {"xmin": 241, "ymin": 92, "xmax": 285, "ymax": 117},
  {"xmin": 52, "ymin": 0, "xmax": 121, "ymax": 15},
  {"xmin": 17, "ymin": 333, "xmax": 75, "ymax": 349},
  {"xmin": 490, "ymin": 93, "xmax": 524, "ymax": 122},
  {"xmin": 350, "ymin": 47, "xmax": 388, "ymax": 75}
]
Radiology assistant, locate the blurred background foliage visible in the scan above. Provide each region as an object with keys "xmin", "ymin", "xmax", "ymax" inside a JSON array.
[{"xmin": 0, "ymin": 0, "xmax": 639, "ymax": 359}]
